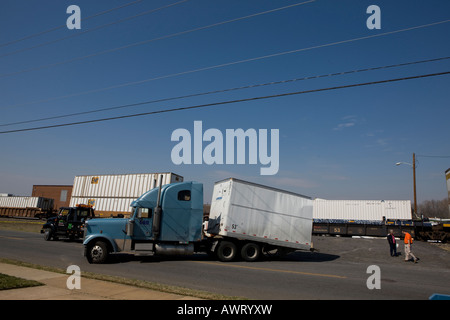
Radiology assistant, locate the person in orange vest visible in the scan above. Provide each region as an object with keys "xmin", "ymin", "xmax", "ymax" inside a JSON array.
[{"xmin": 402, "ymin": 231, "xmax": 418, "ymax": 263}]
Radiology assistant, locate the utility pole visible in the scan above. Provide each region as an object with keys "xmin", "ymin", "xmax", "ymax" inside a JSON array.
[
  {"xmin": 413, "ymin": 153, "xmax": 418, "ymax": 216},
  {"xmin": 395, "ymin": 153, "xmax": 418, "ymax": 217}
]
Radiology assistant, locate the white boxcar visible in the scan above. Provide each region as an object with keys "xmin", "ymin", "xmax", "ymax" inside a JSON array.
[
  {"xmin": 0, "ymin": 196, "xmax": 54, "ymax": 210},
  {"xmin": 313, "ymin": 199, "xmax": 412, "ymax": 222},
  {"xmin": 208, "ymin": 178, "xmax": 313, "ymax": 250},
  {"xmin": 69, "ymin": 173, "xmax": 183, "ymax": 216}
]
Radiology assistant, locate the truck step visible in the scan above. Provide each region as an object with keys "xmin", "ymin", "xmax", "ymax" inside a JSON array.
[
  {"xmin": 134, "ymin": 242, "xmax": 154, "ymax": 255},
  {"xmin": 134, "ymin": 250, "xmax": 155, "ymax": 257}
]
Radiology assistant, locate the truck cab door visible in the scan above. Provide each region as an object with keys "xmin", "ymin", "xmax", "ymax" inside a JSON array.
[
  {"xmin": 160, "ymin": 182, "xmax": 203, "ymax": 242},
  {"xmin": 132, "ymin": 207, "xmax": 153, "ymax": 240},
  {"xmin": 57, "ymin": 208, "xmax": 72, "ymax": 234}
]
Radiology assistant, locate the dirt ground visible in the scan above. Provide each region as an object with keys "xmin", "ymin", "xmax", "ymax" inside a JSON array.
[
  {"xmin": 0, "ymin": 218, "xmax": 43, "ymax": 233},
  {"xmin": 429, "ymin": 242, "xmax": 450, "ymax": 252}
]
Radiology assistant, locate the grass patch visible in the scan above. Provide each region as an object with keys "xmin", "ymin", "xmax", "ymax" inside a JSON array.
[
  {"xmin": 0, "ymin": 273, "xmax": 43, "ymax": 290},
  {"xmin": 0, "ymin": 218, "xmax": 43, "ymax": 233}
]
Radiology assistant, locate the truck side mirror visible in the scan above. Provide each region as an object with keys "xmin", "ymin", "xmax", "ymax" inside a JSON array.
[
  {"xmin": 126, "ymin": 220, "xmax": 134, "ymax": 236},
  {"xmin": 136, "ymin": 208, "xmax": 150, "ymax": 219}
]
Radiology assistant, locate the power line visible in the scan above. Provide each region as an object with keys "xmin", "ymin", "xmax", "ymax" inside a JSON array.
[
  {"xmin": 1, "ymin": 55, "xmax": 449, "ymax": 127},
  {"xmin": 1, "ymin": 70, "xmax": 448, "ymax": 135},
  {"xmin": 0, "ymin": 0, "xmax": 316, "ymax": 78},
  {"xmin": 0, "ymin": 0, "xmax": 191, "ymax": 58},
  {"xmin": 0, "ymin": 0, "xmax": 144, "ymax": 49},
  {"xmin": 416, "ymin": 155, "xmax": 450, "ymax": 158},
  {"xmin": 3, "ymin": 18, "xmax": 449, "ymax": 111}
]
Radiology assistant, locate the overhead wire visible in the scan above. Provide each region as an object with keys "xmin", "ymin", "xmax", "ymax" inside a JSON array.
[
  {"xmin": 1, "ymin": 55, "xmax": 449, "ymax": 127},
  {"xmin": 0, "ymin": 70, "xmax": 448, "ymax": 135},
  {"xmin": 0, "ymin": 0, "xmax": 144, "ymax": 49},
  {"xmin": 416, "ymin": 155, "xmax": 450, "ymax": 158},
  {"xmin": 0, "ymin": 0, "xmax": 316, "ymax": 78},
  {"xmin": 2, "ymin": 18, "xmax": 449, "ymax": 111},
  {"xmin": 0, "ymin": 0, "xmax": 191, "ymax": 58}
]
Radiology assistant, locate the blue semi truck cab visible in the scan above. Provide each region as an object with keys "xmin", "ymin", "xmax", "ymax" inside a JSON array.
[{"xmin": 83, "ymin": 181, "xmax": 205, "ymax": 263}]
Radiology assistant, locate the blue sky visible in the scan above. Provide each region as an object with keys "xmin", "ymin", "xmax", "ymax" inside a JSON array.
[{"xmin": 1, "ymin": 0, "xmax": 449, "ymax": 207}]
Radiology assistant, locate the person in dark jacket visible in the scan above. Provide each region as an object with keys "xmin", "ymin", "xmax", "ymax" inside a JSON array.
[{"xmin": 387, "ymin": 229, "xmax": 397, "ymax": 257}]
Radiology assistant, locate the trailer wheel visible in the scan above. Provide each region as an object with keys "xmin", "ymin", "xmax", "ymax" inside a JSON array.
[
  {"xmin": 87, "ymin": 241, "xmax": 109, "ymax": 264},
  {"xmin": 241, "ymin": 242, "xmax": 261, "ymax": 262},
  {"xmin": 216, "ymin": 241, "xmax": 237, "ymax": 262}
]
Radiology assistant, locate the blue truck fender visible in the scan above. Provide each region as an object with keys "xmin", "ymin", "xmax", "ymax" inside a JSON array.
[{"xmin": 83, "ymin": 234, "xmax": 119, "ymax": 255}]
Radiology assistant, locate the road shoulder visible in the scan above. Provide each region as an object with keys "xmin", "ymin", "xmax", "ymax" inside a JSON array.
[{"xmin": 0, "ymin": 261, "xmax": 199, "ymax": 300}]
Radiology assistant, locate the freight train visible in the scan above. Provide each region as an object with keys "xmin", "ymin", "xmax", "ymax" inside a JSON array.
[
  {"xmin": 312, "ymin": 217, "xmax": 449, "ymax": 242},
  {"xmin": 2, "ymin": 171, "xmax": 449, "ymax": 242},
  {"xmin": 312, "ymin": 199, "xmax": 449, "ymax": 242},
  {"xmin": 0, "ymin": 195, "xmax": 54, "ymax": 219},
  {"xmin": 0, "ymin": 172, "xmax": 183, "ymax": 219}
]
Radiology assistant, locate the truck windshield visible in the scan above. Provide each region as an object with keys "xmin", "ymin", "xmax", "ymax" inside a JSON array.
[{"xmin": 76, "ymin": 209, "xmax": 91, "ymax": 220}]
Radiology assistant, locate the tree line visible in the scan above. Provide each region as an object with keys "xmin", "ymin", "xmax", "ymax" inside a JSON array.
[{"xmin": 417, "ymin": 198, "xmax": 450, "ymax": 219}]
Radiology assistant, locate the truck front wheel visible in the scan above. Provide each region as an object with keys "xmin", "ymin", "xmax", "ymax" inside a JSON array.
[
  {"xmin": 216, "ymin": 241, "xmax": 237, "ymax": 262},
  {"xmin": 43, "ymin": 228, "xmax": 53, "ymax": 241},
  {"xmin": 87, "ymin": 241, "xmax": 109, "ymax": 264},
  {"xmin": 241, "ymin": 242, "xmax": 261, "ymax": 262}
]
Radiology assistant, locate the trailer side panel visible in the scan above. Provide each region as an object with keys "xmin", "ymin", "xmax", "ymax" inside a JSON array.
[{"xmin": 209, "ymin": 178, "xmax": 313, "ymax": 250}]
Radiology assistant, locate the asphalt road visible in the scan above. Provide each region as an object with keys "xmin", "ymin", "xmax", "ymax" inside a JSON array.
[{"xmin": 1, "ymin": 229, "xmax": 449, "ymax": 300}]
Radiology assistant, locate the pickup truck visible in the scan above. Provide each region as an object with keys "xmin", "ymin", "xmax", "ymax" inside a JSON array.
[{"xmin": 83, "ymin": 178, "xmax": 313, "ymax": 263}]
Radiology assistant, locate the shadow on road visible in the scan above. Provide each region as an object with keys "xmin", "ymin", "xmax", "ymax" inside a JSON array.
[
  {"xmin": 277, "ymin": 250, "xmax": 340, "ymax": 262},
  {"xmin": 103, "ymin": 250, "xmax": 340, "ymax": 264}
]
